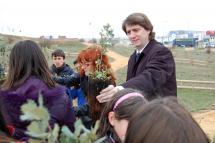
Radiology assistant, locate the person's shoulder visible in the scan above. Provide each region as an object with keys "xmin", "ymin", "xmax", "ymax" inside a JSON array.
[
  {"xmin": 150, "ymin": 40, "xmax": 164, "ymax": 48},
  {"xmin": 63, "ymin": 64, "xmax": 74, "ymax": 71}
]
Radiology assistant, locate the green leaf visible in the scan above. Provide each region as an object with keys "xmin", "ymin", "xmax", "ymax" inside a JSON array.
[
  {"xmin": 38, "ymin": 94, "xmax": 43, "ymax": 107},
  {"xmin": 61, "ymin": 126, "xmax": 77, "ymax": 140},
  {"xmin": 94, "ymin": 136, "xmax": 106, "ymax": 143},
  {"xmin": 60, "ymin": 119, "xmax": 101, "ymax": 143},
  {"xmin": 29, "ymin": 138, "xmax": 44, "ymax": 143},
  {"xmin": 26, "ymin": 131, "xmax": 48, "ymax": 139},
  {"xmin": 47, "ymin": 124, "xmax": 60, "ymax": 143},
  {"xmin": 20, "ymin": 100, "xmax": 37, "ymax": 120},
  {"xmin": 92, "ymin": 121, "xmax": 100, "ymax": 134},
  {"xmin": 20, "ymin": 96, "xmax": 51, "ymax": 141},
  {"xmin": 21, "ymin": 99, "xmax": 50, "ymax": 122}
]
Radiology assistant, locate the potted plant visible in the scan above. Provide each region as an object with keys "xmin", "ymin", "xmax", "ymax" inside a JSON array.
[
  {"xmin": 89, "ymin": 23, "xmax": 115, "ymax": 96},
  {"xmin": 88, "ymin": 23, "xmax": 115, "ymax": 95}
]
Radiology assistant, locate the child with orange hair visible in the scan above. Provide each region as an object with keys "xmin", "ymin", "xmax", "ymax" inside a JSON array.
[
  {"xmin": 77, "ymin": 45, "xmax": 115, "ymax": 80},
  {"xmin": 74, "ymin": 45, "xmax": 116, "ymax": 128}
]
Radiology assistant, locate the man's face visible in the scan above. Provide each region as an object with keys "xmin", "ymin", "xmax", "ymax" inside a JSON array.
[
  {"xmin": 125, "ymin": 24, "xmax": 150, "ymax": 49},
  {"xmin": 52, "ymin": 56, "xmax": 64, "ymax": 68}
]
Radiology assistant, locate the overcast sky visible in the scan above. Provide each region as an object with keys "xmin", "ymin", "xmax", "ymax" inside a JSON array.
[{"xmin": 0, "ymin": 0, "xmax": 214, "ymax": 38}]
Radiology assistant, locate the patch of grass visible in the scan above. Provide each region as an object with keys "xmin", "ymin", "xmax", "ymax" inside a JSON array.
[
  {"xmin": 52, "ymin": 41, "xmax": 86, "ymax": 52},
  {"xmin": 115, "ymin": 66, "xmax": 127, "ymax": 85},
  {"xmin": 173, "ymin": 48, "xmax": 215, "ymax": 81},
  {"xmin": 111, "ymin": 45, "xmax": 134, "ymax": 57},
  {"xmin": 178, "ymin": 88, "xmax": 215, "ymax": 112},
  {"xmin": 176, "ymin": 63, "xmax": 215, "ymax": 81}
]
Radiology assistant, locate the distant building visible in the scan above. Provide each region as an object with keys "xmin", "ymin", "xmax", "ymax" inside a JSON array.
[
  {"xmin": 39, "ymin": 35, "xmax": 53, "ymax": 40},
  {"xmin": 168, "ymin": 30, "xmax": 193, "ymax": 39},
  {"xmin": 206, "ymin": 31, "xmax": 215, "ymax": 47},
  {"xmin": 58, "ymin": 35, "xmax": 66, "ymax": 39}
]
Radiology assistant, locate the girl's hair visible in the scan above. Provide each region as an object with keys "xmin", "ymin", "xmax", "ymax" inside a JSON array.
[
  {"xmin": 77, "ymin": 44, "xmax": 116, "ymax": 81},
  {"xmin": 125, "ymin": 97, "xmax": 210, "ymax": 143},
  {"xmin": 1, "ymin": 40, "xmax": 55, "ymax": 90},
  {"xmin": 97, "ymin": 88, "xmax": 148, "ymax": 142}
]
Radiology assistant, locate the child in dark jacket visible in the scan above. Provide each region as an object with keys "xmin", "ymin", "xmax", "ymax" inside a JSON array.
[
  {"xmin": 50, "ymin": 49, "xmax": 87, "ymax": 107},
  {"xmin": 50, "ymin": 49, "xmax": 80, "ymax": 87}
]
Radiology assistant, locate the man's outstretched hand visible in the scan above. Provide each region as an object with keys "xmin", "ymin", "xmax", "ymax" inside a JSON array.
[{"xmin": 97, "ymin": 85, "xmax": 123, "ymax": 103}]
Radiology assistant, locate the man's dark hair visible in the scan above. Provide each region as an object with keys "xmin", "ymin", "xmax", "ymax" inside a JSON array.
[
  {"xmin": 122, "ymin": 13, "xmax": 155, "ymax": 41},
  {"xmin": 51, "ymin": 49, "xmax": 65, "ymax": 59}
]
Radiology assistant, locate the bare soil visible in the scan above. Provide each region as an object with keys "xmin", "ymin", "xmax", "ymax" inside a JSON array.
[{"xmin": 192, "ymin": 109, "xmax": 215, "ymax": 139}]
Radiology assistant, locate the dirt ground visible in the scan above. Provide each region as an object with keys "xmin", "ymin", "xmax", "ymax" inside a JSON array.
[{"xmin": 192, "ymin": 110, "xmax": 215, "ymax": 139}]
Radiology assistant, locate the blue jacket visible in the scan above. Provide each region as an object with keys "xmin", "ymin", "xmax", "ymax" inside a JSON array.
[
  {"xmin": 67, "ymin": 87, "xmax": 86, "ymax": 107},
  {"xmin": 0, "ymin": 76, "xmax": 76, "ymax": 141}
]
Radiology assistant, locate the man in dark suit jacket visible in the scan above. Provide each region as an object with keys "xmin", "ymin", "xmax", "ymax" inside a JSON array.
[{"xmin": 97, "ymin": 13, "xmax": 177, "ymax": 102}]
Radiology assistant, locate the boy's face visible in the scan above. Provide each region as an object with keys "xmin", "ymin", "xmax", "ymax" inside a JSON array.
[{"xmin": 52, "ymin": 56, "xmax": 64, "ymax": 68}]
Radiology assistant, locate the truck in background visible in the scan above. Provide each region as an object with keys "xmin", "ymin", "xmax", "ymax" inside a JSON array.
[{"xmin": 173, "ymin": 38, "xmax": 198, "ymax": 47}]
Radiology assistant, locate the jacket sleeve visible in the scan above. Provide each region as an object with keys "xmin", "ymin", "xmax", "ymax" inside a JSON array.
[
  {"xmin": 52, "ymin": 72, "xmax": 81, "ymax": 87},
  {"xmin": 122, "ymin": 47, "xmax": 175, "ymax": 96},
  {"xmin": 49, "ymin": 94, "xmax": 76, "ymax": 132}
]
